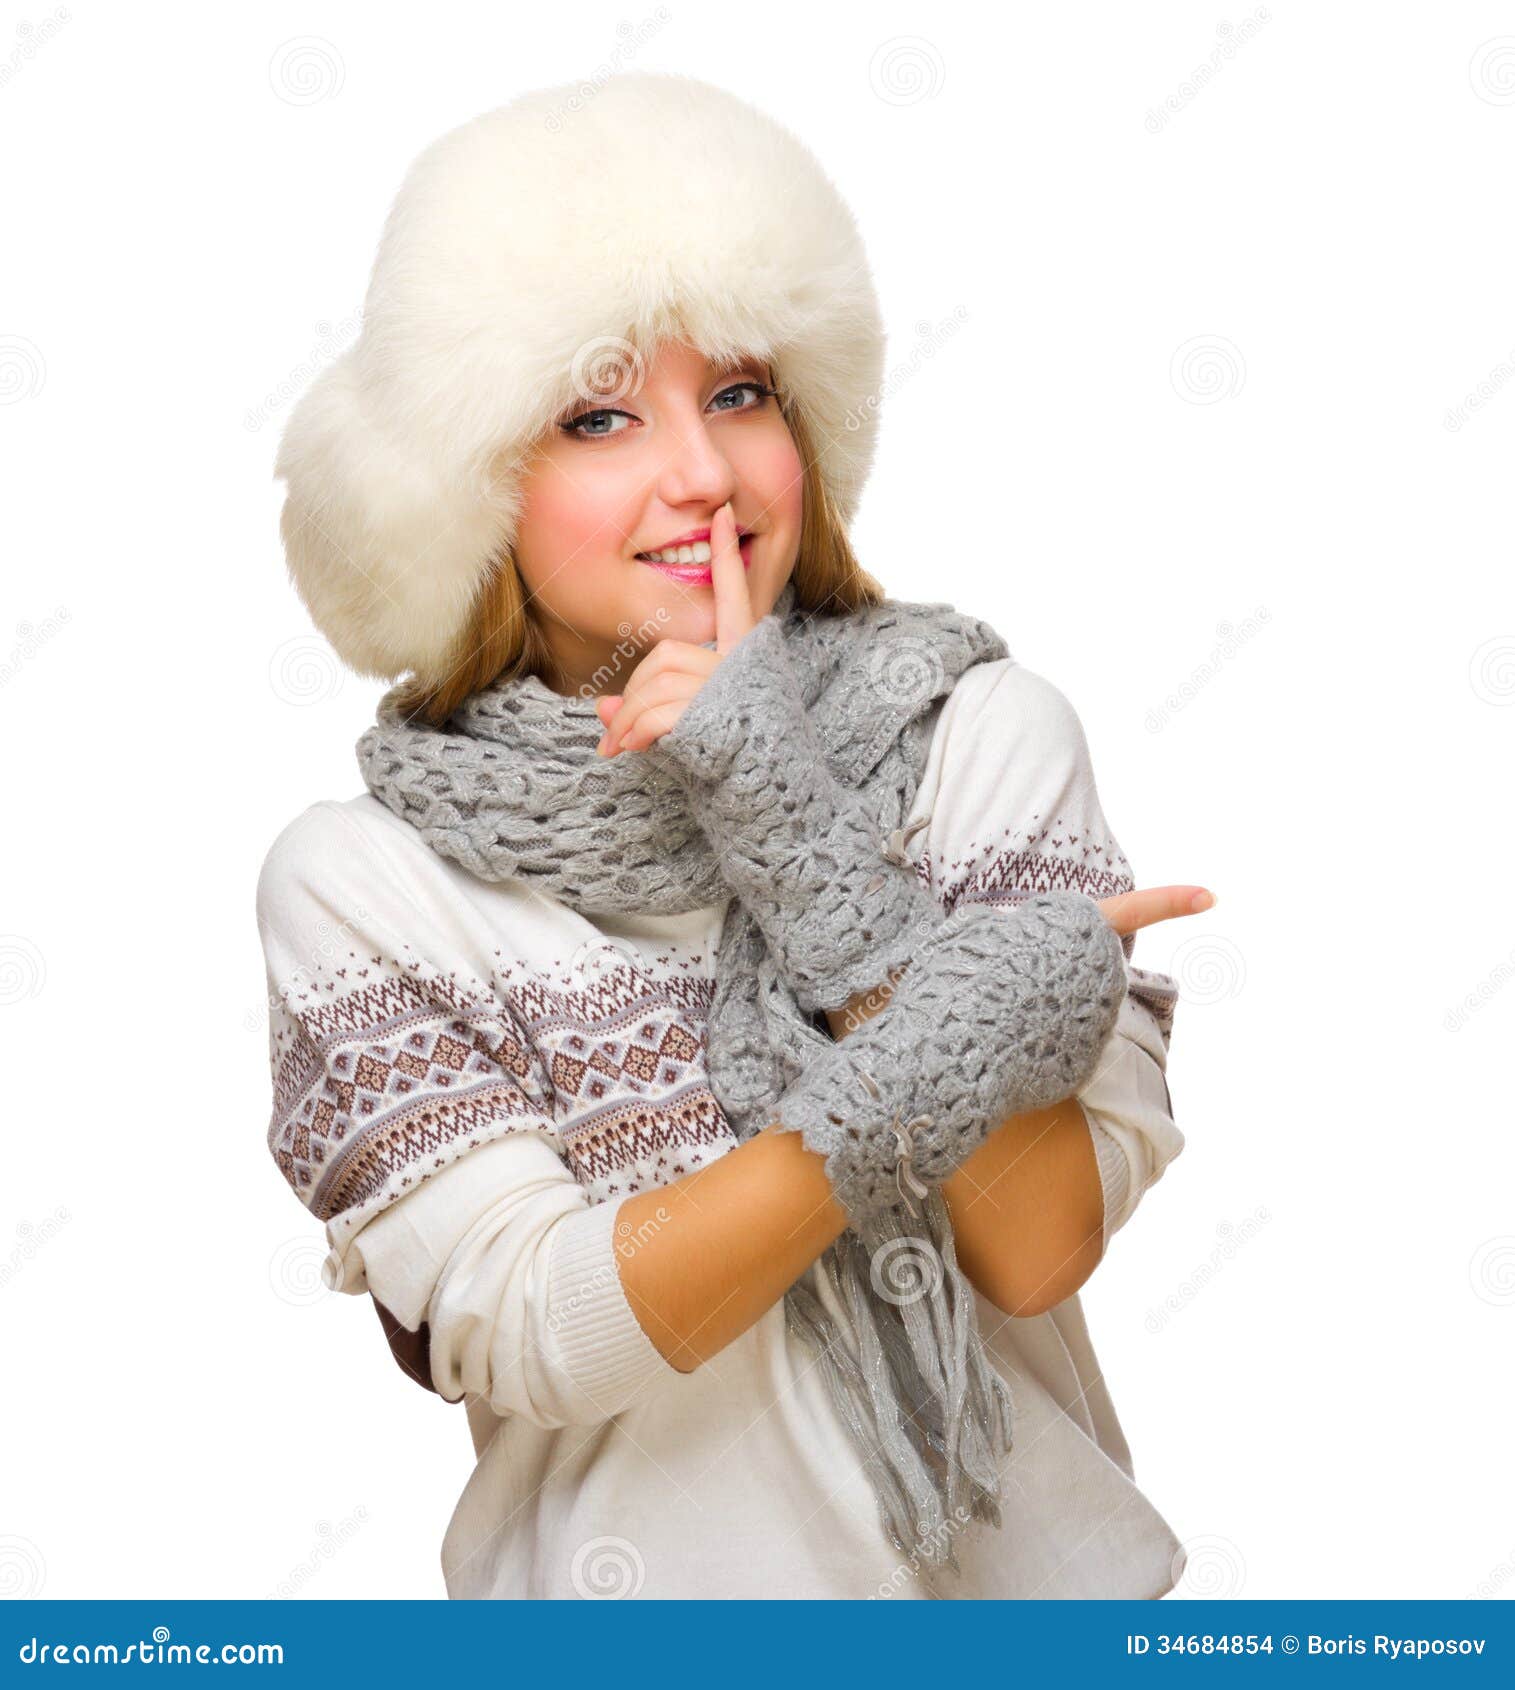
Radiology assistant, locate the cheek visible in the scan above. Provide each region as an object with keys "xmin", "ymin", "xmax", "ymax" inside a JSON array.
[
  {"xmin": 514, "ymin": 460, "xmax": 631, "ymax": 596},
  {"xmin": 742, "ymin": 425, "xmax": 805, "ymax": 529}
]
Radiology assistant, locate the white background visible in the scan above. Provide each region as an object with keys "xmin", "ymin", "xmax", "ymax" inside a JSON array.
[{"xmin": 2, "ymin": 0, "xmax": 1512, "ymax": 1601}]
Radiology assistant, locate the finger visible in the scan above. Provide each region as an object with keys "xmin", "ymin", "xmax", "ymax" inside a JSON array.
[
  {"xmin": 612, "ymin": 644, "xmax": 717, "ymax": 730},
  {"xmin": 630, "ymin": 638, "xmax": 720, "ymax": 676},
  {"xmin": 599, "ymin": 672, "xmax": 701, "ymax": 755},
  {"xmin": 615, "ymin": 640, "xmax": 713, "ymax": 706},
  {"xmin": 712, "ymin": 500, "xmax": 756, "ymax": 655},
  {"xmin": 1099, "ymin": 884, "xmax": 1216, "ymax": 935},
  {"xmin": 632, "ymin": 640, "xmax": 720, "ymax": 682},
  {"xmin": 595, "ymin": 692, "xmax": 629, "ymax": 755},
  {"xmin": 1096, "ymin": 885, "xmax": 1215, "ymax": 937},
  {"xmin": 616, "ymin": 699, "xmax": 687, "ymax": 754}
]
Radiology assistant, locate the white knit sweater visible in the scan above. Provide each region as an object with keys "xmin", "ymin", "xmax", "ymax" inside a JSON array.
[{"xmin": 256, "ymin": 656, "xmax": 1187, "ymax": 1600}]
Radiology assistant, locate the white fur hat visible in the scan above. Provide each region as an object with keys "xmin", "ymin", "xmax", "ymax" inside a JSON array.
[{"xmin": 274, "ymin": 72, "xmax": 887, "ymax": 685}]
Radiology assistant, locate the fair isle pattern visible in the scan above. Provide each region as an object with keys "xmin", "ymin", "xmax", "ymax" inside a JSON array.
[
  {"xmin": 923, "ymin": 809, "xmax": 1135, "ymax": 917},
  {"xmin": 266, "ymin": 931, "xmax": 742, "ymax": 1247},
  {"xmin": 492, "ymin": 950, "xmax": 739, "ymax": 1205},
  {"xmin": 266, "ymin": 952, "xmax": 558, "ymax": 1239}
]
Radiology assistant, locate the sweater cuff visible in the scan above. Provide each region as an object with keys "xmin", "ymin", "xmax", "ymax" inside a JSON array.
[
  {"xmin": 1082, "ymin": 1104, "xmax": 1132, "ymax": 1250},
  {"xmin": 544, "ymin": 1194, "xmax": 685, "ymax": 1409}
]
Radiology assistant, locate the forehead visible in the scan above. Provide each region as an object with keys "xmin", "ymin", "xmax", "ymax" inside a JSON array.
[
  {"xmin": 563, "ymin": 335, "xmax": 775, "ymax": 411},
  {"xmin": 636, "ymin": 341, "xmax": 770, "ymax": 385}
]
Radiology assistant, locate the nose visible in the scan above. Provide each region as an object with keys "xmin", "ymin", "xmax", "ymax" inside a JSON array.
[{"xmin": 653, "ymin": 403, "xmax": 739, "ymax": 514}]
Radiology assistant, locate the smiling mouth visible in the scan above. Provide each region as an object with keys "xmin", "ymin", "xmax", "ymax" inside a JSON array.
[{"xmin": 636, "ymin": 534, "xmax": 755, "ymax": 578}]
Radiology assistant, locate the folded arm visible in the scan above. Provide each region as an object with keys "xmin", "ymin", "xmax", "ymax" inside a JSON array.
[
  {"xmin": 821, "ymin": 983, "xmax": 1097, "ymax": 1316},
  {"xmin": 822, "ymin": 961, "xmax": 1181, "ymax": 1319}
]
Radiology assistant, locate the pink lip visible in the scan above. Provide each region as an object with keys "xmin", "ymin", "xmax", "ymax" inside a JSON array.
[{"xmin": 640, "ymin": 533, "xmax": 754, "ymax": 584}]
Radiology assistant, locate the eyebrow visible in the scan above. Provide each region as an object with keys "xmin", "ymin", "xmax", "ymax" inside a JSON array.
[
  {"xmin": 723, "ymin": 363, "xmax": 774, "ymax": 388},
  {"xmin": 711, "ymin": 354, "xmax": 772, "ymax": 381}
]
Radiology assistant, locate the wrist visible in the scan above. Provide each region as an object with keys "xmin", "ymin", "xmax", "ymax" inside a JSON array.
[
  {"xmin": 644, "ymin": 613, "xmax": 945, "ymax": 1014},
  {"xmin": 648, "ymin": 614, "xmax": 801, "ymax": 785},
  {"xmin": 772, "ymin": 894, "xmax": 1128, "ymax": 1226}
]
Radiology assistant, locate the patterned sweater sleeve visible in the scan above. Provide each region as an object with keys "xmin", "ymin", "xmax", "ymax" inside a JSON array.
[
  {"xmin": 918, "ymin": 660, "xmax": 1186, "ymax": 1248},
  {"xmin": 255, "ymin": 800, "xmax": 683, "ymax": 1428}
]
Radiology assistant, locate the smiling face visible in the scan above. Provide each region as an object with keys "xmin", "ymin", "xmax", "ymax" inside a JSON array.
[{"xmin": 510, "ymin": 339, "xmax": 804, "ymax": 696}]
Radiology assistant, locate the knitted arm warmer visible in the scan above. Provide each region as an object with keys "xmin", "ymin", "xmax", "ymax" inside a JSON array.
[
  {"xmin": 771, "ymin": 891, "xmax": 1129, "ymax": 1225},
  {"xmin": 641, "ymin": 614, "xmax": 941, "ymax": 1016}
]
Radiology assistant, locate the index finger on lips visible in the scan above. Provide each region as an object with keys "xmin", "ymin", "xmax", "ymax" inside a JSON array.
[{"xmin": 712, "ymin": 501, "xmax": 756, "ymax": 655}]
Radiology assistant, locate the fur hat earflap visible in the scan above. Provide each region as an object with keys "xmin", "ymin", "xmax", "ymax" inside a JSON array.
[{"xmin": 274, "ymin": 72, "xmax": 887, "ymax": 685}]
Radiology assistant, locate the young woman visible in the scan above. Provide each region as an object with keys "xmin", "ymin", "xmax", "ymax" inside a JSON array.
[{"xmin": 258, "ymin": 72, "xmax": 1210, "ymax": 1601}]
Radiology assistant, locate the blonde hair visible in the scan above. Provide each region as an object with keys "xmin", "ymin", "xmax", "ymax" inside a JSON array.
[{"xmin": 386, "ymin": 393, "xmax": 885, "ymax": 727}]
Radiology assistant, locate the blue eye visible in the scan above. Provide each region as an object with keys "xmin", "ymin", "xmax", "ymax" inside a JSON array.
[
  {"xmin": 710, "ymin": 380, "xmax": 778, "ymax": 413},
  {"xmin": 560, "ymin": 407, "xmax": 631, "ymax": 439},
  {"xmin": 559, "ymin": 380, "xmax": 777, "ymax": 439}
]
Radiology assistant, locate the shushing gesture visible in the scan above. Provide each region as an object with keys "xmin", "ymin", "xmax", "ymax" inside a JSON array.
[
  {"xmin": 594, "ymin": 501, "xmax": 754, "ymax": 757},
  {"xmin": 593, "ymin": 508, "xmax": 1218, "ymax": 935}
]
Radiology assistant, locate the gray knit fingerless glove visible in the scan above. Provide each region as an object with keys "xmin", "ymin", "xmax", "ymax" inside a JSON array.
[
  {"xmin": 772, "ymin": 891, "xmax": 1128, "ymax": 1224},
  {"xmin": 642, "ymin": 613, "xmax": 940, "ymax": 1015}
]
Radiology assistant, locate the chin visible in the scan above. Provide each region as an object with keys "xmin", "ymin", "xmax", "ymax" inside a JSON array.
[{"xmin": 663, "ymin": 600, "xmax": 724, "ymax": 642}]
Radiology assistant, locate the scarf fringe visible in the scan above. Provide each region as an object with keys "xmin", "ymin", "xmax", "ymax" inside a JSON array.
[{"xmin": 782, "ymin": 1189, "xmax": 1016, "ymax": 1579}]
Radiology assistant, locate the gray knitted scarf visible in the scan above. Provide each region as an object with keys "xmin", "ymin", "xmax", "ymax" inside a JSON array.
[{"xmin": 356, "ymin": 580, "xmax": 1015, "ymax": 1578}]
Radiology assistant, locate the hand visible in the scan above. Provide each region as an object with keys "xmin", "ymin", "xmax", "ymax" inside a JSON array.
[
  {"xmin": 594, "ymin": 502, "xmax": 756, "ymax": 757},
  {"xmin": 1097, "ymin": 884, "xmax": 1216, "ymax": 936}
]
